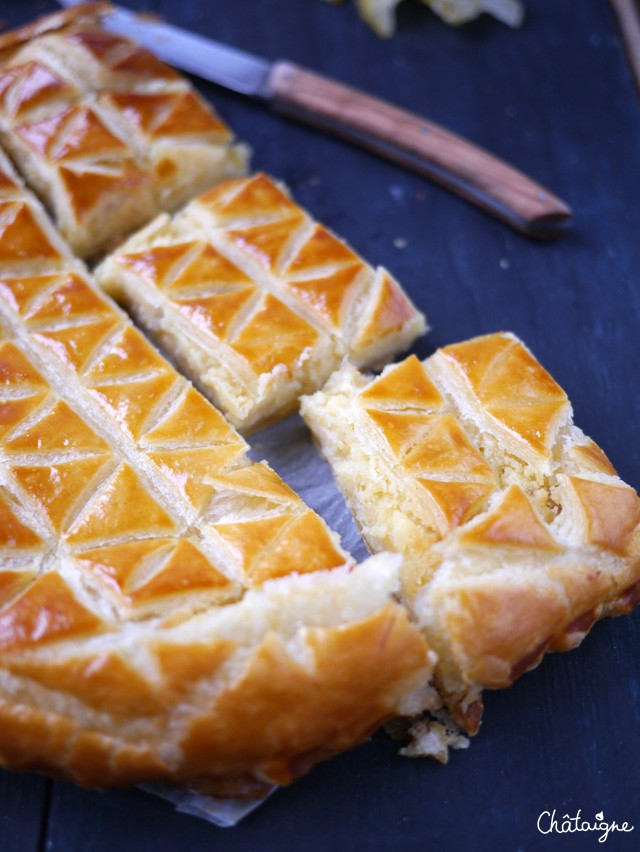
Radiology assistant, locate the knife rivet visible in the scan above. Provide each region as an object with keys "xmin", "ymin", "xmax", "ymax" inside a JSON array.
[
  {"xmin": 420, "ymin": 127, "xmax": 429, "ymax": 135},
  {"xmin": 537, "ymin": 191, "xmax": 548, "ymax": 201}
]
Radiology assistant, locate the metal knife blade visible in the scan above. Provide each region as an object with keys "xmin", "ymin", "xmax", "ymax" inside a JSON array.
[
  {"xmin": 57, "ymin": 1, "xmax": 572, "ymax": 238},
  {"xmin": 89, "ymin": 3, "xmax": 272, "ymax": 96}
]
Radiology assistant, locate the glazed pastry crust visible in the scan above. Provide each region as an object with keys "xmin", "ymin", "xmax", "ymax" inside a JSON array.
[
  {"xmin": 301, "ymin": 333, "xmax": 640, "ymax": 730},
  {"xmin": 96, "ymin": 173, "xmax": 426, "ymax": 432},
  {"xmin": 0, "ymin": 4, "xmax": 248, "ymax": 258},
  {"xmin": 0, "ymin": 152, "xmax": 435, "ymax": 790}
]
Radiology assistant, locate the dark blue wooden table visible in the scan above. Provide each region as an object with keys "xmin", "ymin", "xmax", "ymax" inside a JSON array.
[{"xmin": 1, "ymin": 1, "xmax": 639, "ymax": 849}]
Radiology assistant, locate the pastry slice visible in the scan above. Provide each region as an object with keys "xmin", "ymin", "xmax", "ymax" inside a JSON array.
[
  {"xmin": 96, "ymin": 172, "xmax": 426, "ymax": 432},
  {"xmin": 302, "ymin": 333, "xmax": 640, "ymax": 731},
  {"xmin": 0, "ymin": 4, "xmax": 248, "ymax": 258},
  {"xmin": 0, "ymin": 152, "xmax": 434, "ymax": 792}
]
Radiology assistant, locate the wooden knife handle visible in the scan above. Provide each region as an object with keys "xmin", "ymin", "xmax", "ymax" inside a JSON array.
[{"xmin": 266, "ymin": 61, "xmax": 572, "ymax": 238}]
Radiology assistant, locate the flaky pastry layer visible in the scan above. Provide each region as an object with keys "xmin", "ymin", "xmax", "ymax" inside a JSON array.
[
  {"xmin": 0, "ymin": 150, "xmax": 435, "ymax": 790},
  {"xmin": 301, "ymin": 333, "xmax": 640, "ymax": 731},
  {"xmin": 96, "ymin": 172, "xmax": 426, "ymax": 432},
  {"xmin": 0, "ymin": 4, "xmax": 248, "ymax": 258}
]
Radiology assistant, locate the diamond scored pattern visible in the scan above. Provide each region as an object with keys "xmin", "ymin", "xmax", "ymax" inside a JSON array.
[
  {"xmin": 441, "ymin": 335, "xmax": 570, "ymax": 458},
  {"xmin": 231, "ymin": 293, "xmax": 322, "ymax": 376},
  {"xmin": 101, "ymin": 173, "xmax": 424, "ymax": 430},
  {"xmin": 117, "ymin": 238, "xmax": 323, "ymax": 386},
  {"xmin": 76, "ymin": 538, "xmax": 237, "ymax": 613},
  {"xmin": 0, "ymin": 159, "xmax": 351, "ymax": 660},
  {"xmin": 11, "ymin": 267, "xmax": 242, "ymax": 529},
  {"xmin": 84, "ymin": 326, "xmax": 180, "ymax": 441},
  {"xmin": 8, "ymin": 271, "xmax": 121, "ymax": 374},
  {"xmin": 197, "ymin": 175, "xmax": 374, "ymax": 336},
  {"xmin": 0, "ymin": 571, "xmax": 105, "ymax": 652},
  {"xmin": 568, "ymin": 477, "xmax": 640, "ymax": 555},
  {"xmin": 0, "ymin": 28, "xmax": 437, "ymax": 788},
  {"xmin": 0, "ymin": 201, "xmax": 65, "ymax": 267},
  {"xmin": 358, "ymin": 339, "xmax": 640, "ymax": 560},
  {"xmin": 107, "ymin": 91, "xmax": 230, "ymax": 142},
  {"xmin": 226, "ymin": 214, "xmax": 309, "ymax": 273},
  {"xmin": 0, "ymin": 60, "xmax": 79, "ymax": 121},
  {"xmin": 12, "ymin": 454, "xmax": 115, "ymax": 535},
  {"xmin": 0, "ymin": 328, "xmax": 347, "ymax": 633},
  {"xmin": 65, "ymin": 30, "xmax": 182, "ymax": 86},
  {"xmin": 4, "ymin": 400, "xmax": 110, "ymax": 454},
  {"xmin": 460, "ymin": 486, "xmax": 561, "ymax": 551},
  {"xmin": 0, "ymin": 338, "xmax": 50, "ymax": 446},
  {"xmin": 140, "ymin": 385, "xmax": 243, "ymax": 448},
  {"xmin": 0, "ymin": 494, "xmax": 43, "ymax": 551},
  {"xmin": 147, "ymin": 446, "xmax": 247, "ymax": 511},
  {"xmin": 66, "ymin": 30, "xmax": 128, "ymax": 61},
  {"xmin": 48, "ymin": 107, "xmax": 128, "ymax": 163},
  {"xmin": 303, "ymin": 332, "xmax": 640, "ymax": 723},
  {"xmin": 208, "ymin": 465, "xmax": 346, "ymax": 586},
  {"xmin": 360, "ymin": 357, "xmax": 496, "ymax": 535},
  {"xmin": 0, "ymin": 18, "xmax": 243, "ymax": 257},
  {"xmin": 0, "ymin": 336, "xmax": 115, "ymax": 646},
  {"xmin": 14, "ymin": 104, "xmax": 151, "ymax": 236},
  {"xmin": 197, "ymin": 172, "xmax": 300, "ymax": 224},
  {"xmin": 196, "ymin": 175, "xmax": 421, "ymax": 347},
  {"xmin": 168, "ymin": 242, "xmax": 253, "ymax": 293}
]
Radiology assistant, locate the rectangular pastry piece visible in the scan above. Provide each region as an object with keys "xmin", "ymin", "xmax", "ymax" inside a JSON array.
[
  {"xmin": 0, "ymin": 153, "xmax": 434, "ymax": 792},
  {"xmin": 0, "ymin": 4, "xmax": 248, "ymax": 258},
  {"xmin": 96, "ymin": 172, "xmax": 427, "ymax": 432},
  {"xmin": 302, "ymin": 332, "xmax": 640, "ymax": 732}
]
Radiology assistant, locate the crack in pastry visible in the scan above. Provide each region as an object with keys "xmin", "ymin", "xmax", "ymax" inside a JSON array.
[
  {"xmin": 301, "ymin": 333, "xmax": 640, "ymax": 733},
  {"xmin": 0, "ymin": 148, "xmax": 435, "ymax": 792},
  {"xmin": 0, "ymin": 5, "xmax": 248, "ymax": 259},
  {"xmin": 96, "ymin": 172, "xmax": 427, "ymax": 432}
]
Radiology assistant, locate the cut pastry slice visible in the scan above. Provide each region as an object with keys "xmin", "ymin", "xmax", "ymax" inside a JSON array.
[
  {"xmin": 96, "ymin": 172, "xmax": 426, "ymax": 432},
  {"xmin": 0, "ymin": 153, "xmax": 434, "ymax": 792},
  {"xmin": 301, "ymin": 333, "xmax": 640, "ymax": 732},
  {"xmin": 0, "ymin": 4, "xmax": 248, "ymax": 258}
]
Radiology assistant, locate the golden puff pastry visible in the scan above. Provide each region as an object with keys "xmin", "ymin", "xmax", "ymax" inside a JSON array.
[
  {"xmin": 0, "ymin": 153, "xmax": 435, "ymax": 792},
  {"xmin": 0, "ymin": 4, "xmax": 248, "ymax": 259},
  {"xmin": 301, "ymin": 332, "xmax": 640, "ymax": 732},
  {"xmin": 96, "ymin": 172, "xmax": 426, "ymax": 432},
  {"xmin": 0, "ymin": 147, "xmax": 78, "ymax": 276}
]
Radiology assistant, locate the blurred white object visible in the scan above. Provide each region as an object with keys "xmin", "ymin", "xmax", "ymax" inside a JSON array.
[{"xmin": 326, "ymin": 0, "xmax": 525, "ymax": 37}]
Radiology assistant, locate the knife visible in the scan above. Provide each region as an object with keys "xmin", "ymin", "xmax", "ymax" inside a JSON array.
[
  {"xmin": 609, "ymin": 0, "xmax": 640, "ymax": 94},
  {"xmin": 57, "ymin": 1, "xmax": 572, "ymax": 238}
]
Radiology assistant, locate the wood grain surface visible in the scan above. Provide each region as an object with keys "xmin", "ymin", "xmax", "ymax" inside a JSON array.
[
  {"xmin": 267, "ymin": 61, "xmax": 573, "ymax": 236},
  {"xmin": 1, "ymin": 1, "xmax": 639, "ymax": 850}
]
